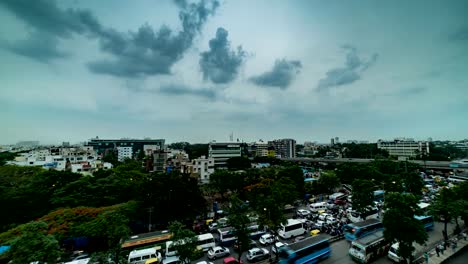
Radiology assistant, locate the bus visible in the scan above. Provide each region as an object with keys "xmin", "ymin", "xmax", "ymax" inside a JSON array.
[
  {"xmin": 344, "ymin": 219, "xmax": 384, "ymax": 241},
  {"xmin": 278, "ymin": 219, "xmax": 306, "ymax": 239},
  {"xmin": 197, "ymin": 233, "xmax": 216, "ymax": 251},
  {"xmin": 278, "ymin": 235, "xmax": 331, "ymax": 264},
  {"xmin": 348, "ymin": 231, "xmax": 390, "ymax": 263},
  {"xmin": 247, "ymin": 224, "xmax": 267, "ymax": 240},
  {"xmin": 121, "ymin": 230, "xmax": 173, "ymax": 250},
  {"xmin": 217, "ymin": 227, "xmax": 237, "ymax": 247},
  {"xmin": 373, "ymin": 190, "xmax": 385, "ymax": 203},
  {"xmin": 414, "ymin": 215, "xmax": 434, "ymax": 231},
  {"xmin": 347, "ymin": 207, "xmax": 379, "ymax": 223}
]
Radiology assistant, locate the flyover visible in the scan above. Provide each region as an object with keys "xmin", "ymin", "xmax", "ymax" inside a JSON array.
[{"xmin": 283, "ymin": 158, "xmax": 453, "ymax": 171}]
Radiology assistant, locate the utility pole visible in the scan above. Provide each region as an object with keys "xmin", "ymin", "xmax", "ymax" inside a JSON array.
[{"xmin": 148, "ymin": 207, "xmax": 154, "ymax": 232}]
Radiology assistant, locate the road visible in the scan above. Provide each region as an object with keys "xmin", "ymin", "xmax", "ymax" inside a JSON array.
[
  {"xmin": 192, "ymin": 221, "xmax": 456, "ymax": 264},
  {"xmin": 446, "ymin": 245, "xmax": 468, "ymax": 264}
]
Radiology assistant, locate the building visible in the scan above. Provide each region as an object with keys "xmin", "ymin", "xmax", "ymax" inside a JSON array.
[
  {"xmin": 153, "ymin": 150, "xmax": 169, "ymax": 173},
  {"xmin": 192, "ymin": 156, "xmax": 215, "ymax": 184},
  {"xmin": 117, "ymin": 146, "xmax": 133, "ymax": 161},
  {"xmin": 250, "ymin": 140, "xmax": 268, "ymax": 157},
  {"xmin": 268, "ymin": 139, "xmax": 296, "ymax": 158},
  {"xmin": 208, "ymin": 142, "xmax": 242, "ymax": 168},
  {"xmin": 86, "ymin": 138, "xmax": 165, "ymax": 156},
  {"xmin": 330, "ymin": 138, "xmax": 335, "ymax": 145},
  {"xmin": 377, "ymin": 139, "xmax": 430, "ymax": 158}
]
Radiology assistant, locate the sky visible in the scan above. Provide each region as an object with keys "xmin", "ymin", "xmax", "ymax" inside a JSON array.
[{"xmin": 0, "ymin": 0, "xmax": 467, "ymax": 145}]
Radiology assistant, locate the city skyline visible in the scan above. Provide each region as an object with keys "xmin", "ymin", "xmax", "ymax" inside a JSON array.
[{"xmin": 1, "ymin": 0, "xmax": 467, "ymax": 145}]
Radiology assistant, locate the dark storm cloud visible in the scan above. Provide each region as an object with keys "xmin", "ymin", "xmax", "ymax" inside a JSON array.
[
  {"xmin": 199, "ymin": 27, "xmax": 247, "ymax": 84},
  {"xmin": 3, "ymin": 32, "xmax": 69, "ymax": 63},
  {"xmin": 0, "ymin": 0, "xmax": 219, "ymax": 77},
  {"xmin": 249, "ymin": 59, "xmax": 302, "ymax": 89},
  {"xmin": 317, "ymin": 46, "xmax": 378, "ymax": 91},
  {"xmin": 159, "ymin": 84, "xmax": 216, "ymax": 100}
]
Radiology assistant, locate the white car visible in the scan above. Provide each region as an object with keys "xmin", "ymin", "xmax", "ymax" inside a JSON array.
[
  {"xmin": 325, "ymin": 215, "xmax": 337, "ymax": 224},
  {"xmin": 208, "ymin": 222, "xmax": 218, "ymax": 231},
  {"xmin": 296, "ymin": 209, "xmax": 311, "ymax": 218},
  {"xmin": 271, "ymin": 241, "xmax": 288, "ymax": 254},
  {"xmin": 318, "ymin": 213, "xmax": 330, "ymax": 221},
  {"xmin": 246, "ymin": 248, "xmax": 269, "ymax": 262},
  {"xmin": 315, "ymin": 220, "xmax": 325, "ymax": 228},
  {"xmin": 259, "ymin": 233, "xmax": 275, "ymax": 245},
  {"xmin": 207, "ymin": 246, "xmax": 230, "ymax": 260},
  {"xmin": 163, "ymin": 256, "xmax": 180, "ymax": 264}
]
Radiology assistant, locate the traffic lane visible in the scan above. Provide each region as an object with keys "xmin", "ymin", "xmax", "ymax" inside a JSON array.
[
  {"xmin": 320, "ymin": 221, "xmax": 456, "ymax": 264},
  {"xmin": 194, "ymin": 232, "xmax": 317, "ymax": 264}
]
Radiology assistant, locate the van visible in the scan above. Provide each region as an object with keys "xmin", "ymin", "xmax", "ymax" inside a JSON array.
[
  {"xmin": 308, "ymin": 202, "xmax": 327, "ymax": 212},
  {"xmin": 388, "ymin": 243, "xmax": 416, "ymax": 263},
  {"xmin": 128, "ymin": 248, "xmax": 162, "ymax": 264},
  {"xmin": 277, "ymin": 219, "xmax": 306, "ymax": 239}
]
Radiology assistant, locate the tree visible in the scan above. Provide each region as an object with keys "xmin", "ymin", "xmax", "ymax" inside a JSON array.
[
  {"xmin": 401, "ymin": 172, "xmax": 423, "ymax": 196},
  {"xmin": 227, "ymin": 195, "xmax": 252, "ymax": 262},
  {"xmin": 383, "ymin": 193, "xmax": 428, "ymax": 264},
  {"xmin": 430, "ymin": 188, "xmax": 458, "ymax": 241},
  {"xmin": 168, "ymin": 221, "xmax": 199, "ymax": 263},
  {"xmin": 6, "ymin": 221, "xmax": 62, "ymax": 264},
  {"xmin": 317, "ymin": 171, "xmax": 340, "ymax": 193},
  {"xmin": 351, "ymin": 179, "xmax": 375, "ymax": 220},
  {"xmin": 137, "ymin": 149, "xmax": 145, "ymax": 161},
  {"xmin": 246, "ymin": 178, "xmax": 297, "ymax": 261},
  {"xmin": 226, "ymin": 157, "xmax": 252, "ymax": 171}
]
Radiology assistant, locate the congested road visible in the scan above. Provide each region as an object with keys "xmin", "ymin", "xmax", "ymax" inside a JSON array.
[{"xmin": 192, "ymin": 214, "xmax": 456, "ymax": 264}]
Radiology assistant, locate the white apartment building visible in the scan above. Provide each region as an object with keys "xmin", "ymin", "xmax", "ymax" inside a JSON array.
[
  {"xmin": 208, "ymin": 142, "xmax": 242, "ymax": 168},
  {"xmin": 253, "ymin": 141, "xmax": 268, "ymax": 157},
  {"xmin": 117, "ymin": 146, "xmax": 133, "ymax": 161},
  {"xmin": 192, "ymin": 156, "xmax": 215, "ymax": 184},
  {"xmin": 377, "ymin": 139, "xmax": 430, "ymax": 158}
]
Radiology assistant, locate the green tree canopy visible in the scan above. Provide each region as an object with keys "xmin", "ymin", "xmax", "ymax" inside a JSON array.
[
  {"xmin": 351, "ymin": 179, "xmax": 375, "ymax": 219},
  {"xmin": 227, "ymin": 195, "xmax": 252, "ymax": 262},
  {"xmin": 429, "ymin": 188, "xmax": 458, "ymax": 240},
  {"xmin": 6, "ymin": 221, "xmax": 62, "ymax": 264},
  {"xmin": 317, "ymin": 171, "xmax": 340, "ymax": 193},
  {"xmin": 226, "ymin": 156, "xmax": 252, "ymax": 171},
  {"xmin": 383, "ymin": 193, "xmax": 427, "ymax": 263},
  {"xmin": 168, "ymin": 221, "xmax": 198, "ymax": 263}
]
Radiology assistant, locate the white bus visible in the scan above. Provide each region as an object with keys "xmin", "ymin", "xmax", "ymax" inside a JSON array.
[
  {"xmin": 278, "ymin": 219, "xmax": 306, "ymax": 239},
  {"xmin": 128, "ymin": 247, "xmax": 162, "ymax": 264},
  {"xmin": 348, "ymin": 231, "xmax": 390, "ymax": 263},
  {"xmin": 197, "ymin": 233, "xmax": 215, "ymax": 252},
  {"xmin": 308, "ymin": 202, "xmax": 327, "ymax": 212}
]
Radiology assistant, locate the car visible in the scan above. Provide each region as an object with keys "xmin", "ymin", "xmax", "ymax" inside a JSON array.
[
  {"xmin": 163, "ymin": 256, "xmax": 180, "ymax": 264},
  {"xmin": 315, "ymin": 220, "xmax": 325, "ymax": 228},
  {"xmin": 318, "ymin": 213, "xmax": 330, "ymax": 221},
  {"xmin": 246, "ymin": 248, "xmax": 269, "ymax": 262},
  {"xmin": 271, "ymin": 241, "xmax": 288, "ymax": 254},
  {"xmin": 196, "ymin": 262, "xmax": 214, "ymax": 264},
  {"xmin": 223, "ymin": 257, "xmax": 243, "ymax": 264},
  {"xmin": 259, "ymin": 233, "xmax": 275, "ymax": 245},
  {"xmin": 334, "ymin": 198, "xmax": 347, "ymax": 205},
  {"xmin": 296, "ymin": 209, "xmax": 311, "ymax": 218},
  {"xmin": 208, "ymin": 222, "xmax": 218, "ymax": 232},
  {"xmin": 207, "ymin": 246, "xmax": 230, "ymax": 260}
]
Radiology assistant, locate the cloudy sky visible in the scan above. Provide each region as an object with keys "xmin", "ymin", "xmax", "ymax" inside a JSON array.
[{"xmin": 1, "ymin": 0, "xmax": 467, "ymax": 145}]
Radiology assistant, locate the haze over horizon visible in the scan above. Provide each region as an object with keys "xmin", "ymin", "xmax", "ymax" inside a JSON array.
[{"xmin": 1, "ymin": 0, "xmax": 467, "ymax": 145}]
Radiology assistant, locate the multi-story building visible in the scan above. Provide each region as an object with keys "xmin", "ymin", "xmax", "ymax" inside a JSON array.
[
  {"xmin": 192, "ymin": 156, "xmax": 215, "ymax": 184},
  {"xmin": 208, "ymin": 142, "xmax": 242, "ymax": 168},
  {"xmin": 268, "ymin": 139, "xmax": 296, "ymax": 158},
  {"xmin": 249, "ymin": 140, "xmax": 268, "ymax": 157},
  {"xmin": 86, "ymin": 138, "xmax": 165, "ymax": 156},
  {"xmin": 153, "ymin": 150, "xmax": 169, "ymax": 173},
  {"xmin": 377, "ymin": 139, "xmax": 430, "ymax": 158},
  {"xmin": 117, "ymin": 146, "xmax": 133, "ymax": 161}
]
